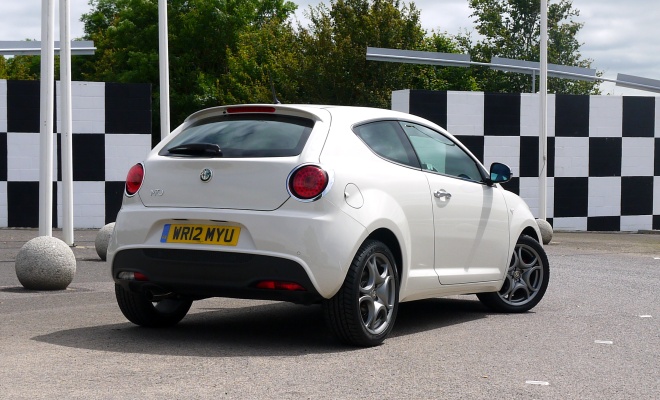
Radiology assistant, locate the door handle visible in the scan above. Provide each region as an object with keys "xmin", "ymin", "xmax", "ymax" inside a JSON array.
[{"xmin": 434, "ymin": 190, "xmax": 452, "ymax": 200}]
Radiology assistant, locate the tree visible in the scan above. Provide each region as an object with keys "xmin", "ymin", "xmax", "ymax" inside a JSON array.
[
  {"xmin": 0, "ymin": 57, "xmax": 6, "ymax": 78},
  {"xmin": 460, "ymin": 0, "xmax": 600, "ymax": 94},
  {"xmin": 291, "ymin": 0, "xmax": 424, "ymax": 107},
  {"xmin": 221, "ymin": 18, "xmax": 304, "ymax": 105},
  {"xmin": 217, "ymin": 0, "xmax": 476, "ymax": 108},
  {"xmin": 413, "ymin": 32, "xmax": 479, "ymax": 92},
  {"xmin": 77, "ymin": 0, "xmax": 297, "ymax": 138},
  {"xmin": 0, "ymin": 37, "xmax": 43, "ymax": 80},
  {"xmin": 0, "ymin": 51, "xmax": 42, "ymax": 80}
]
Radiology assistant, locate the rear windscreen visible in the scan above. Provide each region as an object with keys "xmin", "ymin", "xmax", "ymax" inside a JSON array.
[{"xmin": 160, "ymin": 114, "xmax": 315, "ymax": 158}]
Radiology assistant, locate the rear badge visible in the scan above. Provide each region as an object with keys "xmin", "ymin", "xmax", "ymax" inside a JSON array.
[{"xmin": 200, "ymin": 168, "xmax": 213, "ymax": 182}]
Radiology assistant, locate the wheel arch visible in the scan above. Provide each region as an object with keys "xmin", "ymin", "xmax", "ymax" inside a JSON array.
[
  {"xmin": 520, "ymin": 225, "xmax": 540, "ymax": 243},
  {"xmin": 365, "ymin": 228, "xmax": 403, "ymax": 284}
]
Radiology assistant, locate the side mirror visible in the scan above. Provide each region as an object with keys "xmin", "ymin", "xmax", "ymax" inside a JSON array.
[{"xmin": 489, "ymin": 162, "xmax": 512, "ymax": 184}]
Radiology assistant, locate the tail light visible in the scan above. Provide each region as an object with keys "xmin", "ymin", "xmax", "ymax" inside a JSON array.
[
  {"xmin": 287, "ymin": 164, "xmax": 330, "ymax": 201},
  {"xmin": 125, "ymin": 163, "xmax": 144, "ymax": 196},
  {"xmin": 256, "ymin": 280, "xmax": 306, "ymax": 291},
  {"xmin": 117, "ymin": 271, "xmax": 149, "ymax": 281}
]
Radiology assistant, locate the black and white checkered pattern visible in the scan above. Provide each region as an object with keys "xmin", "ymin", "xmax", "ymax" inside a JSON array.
[
  {"xmin": 393, "ymin": 90, "xmax": 660, "ymax": 231},
  {"xmin": 0, "ymin": 80, "xmax": 152, "ymax": 228},
  {"xmin": 2, "ymin": 83, "xmax": 658, "ymax": 231}
]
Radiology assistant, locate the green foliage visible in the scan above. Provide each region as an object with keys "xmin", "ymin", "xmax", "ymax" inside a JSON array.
[
  {"xmin": 414, "ymin": 33, "xmax": 479, "ymax": 92},
  {"xmin": 221, "ymin": 19, "xmax": 304, "ymax": 105},
  {"xmin": 461, "ymin": 0, "xmax": 600, "ymax": 94},
  {"xmin": 222, "ymin": 0, "xmax": 478, "ymax": 108},
  {"xmin": 0, "ymin": 57, "xmax": 7, "ymax": 78},
  {"xmin": 0, "ymin": 55, "xmax": 41, "ymax": 80},
  {"xmin": 293, "ymin": 0, "xmax": 424, "ymax": 107},
  {"xmin": 77, "ymin": 0, "xmax": 297, "ymax": 134}
]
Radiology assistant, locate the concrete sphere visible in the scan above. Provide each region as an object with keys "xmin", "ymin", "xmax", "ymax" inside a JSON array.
[
  {"xmin": 15, "ymin": 236, "xmax": 76, "ymax": 290},
  {"xmin": 95, "ymin": 222, "xmax": 115, "ymax": 261},
  {"xmin": 536, "ymin": 219, "xmax": 554, "ymax": 245}
]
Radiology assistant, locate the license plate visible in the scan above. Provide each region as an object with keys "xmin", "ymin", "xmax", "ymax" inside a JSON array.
[{"xmin": 160, "ymin": 224, "xmax": 241, "ymax": 246}]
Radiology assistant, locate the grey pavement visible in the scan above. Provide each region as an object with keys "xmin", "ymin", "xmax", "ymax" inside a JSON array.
[{"xmin": 0, "ymin": 229, "xmax": 658, "ymax": 399}]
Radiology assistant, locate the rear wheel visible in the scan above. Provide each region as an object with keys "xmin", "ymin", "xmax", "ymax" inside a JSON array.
[
  {"xmin": 477, "ymin": 235, "xmax": 549, "ymax": 313},
  {"xmin": 323, "ymin": 240, "xmax": 399, "ymax": 347},
  {"xmin": 115, "ymin": 284, "xmax": 192, "ymax": 327}
]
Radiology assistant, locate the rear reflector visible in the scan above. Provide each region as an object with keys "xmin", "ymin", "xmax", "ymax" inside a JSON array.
[
  {"xmin": 134, "ymin": 272, "xmax": 149, "ymax": 281},
  {"xmin": 256, "ymin": 281, "xmax": 306, "ymax": 291},
  {"xmin": 226, "ymin": 106, "xmax": 276, "ymax": 114}
]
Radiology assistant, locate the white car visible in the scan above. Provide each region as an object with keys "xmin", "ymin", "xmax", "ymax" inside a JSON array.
[{"xmin": 108, "ymin": 104, "xmax": 549, "ymax": 346}]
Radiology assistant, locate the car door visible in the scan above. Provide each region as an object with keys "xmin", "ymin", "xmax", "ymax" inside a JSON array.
[
  {"xmin": 351, "ymin": 120, "xmax": 440, "ymax": 297},
  {"xmin": 399, "ymin": 122, "xmax": 511, "ymax": 285}
]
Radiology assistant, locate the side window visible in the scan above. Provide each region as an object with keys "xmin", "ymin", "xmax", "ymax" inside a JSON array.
[
  {"xmin": 399, "ymin": 122, "xmax": 484, "ymax": 182},
  {"xmin": 353, "ymin": 121, "xmax": 420, "ymax": 168}
]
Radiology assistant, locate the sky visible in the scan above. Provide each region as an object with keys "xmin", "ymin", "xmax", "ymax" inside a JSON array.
[{"xmin": 0, "ymin": 0, "xmax": 658, "ymax": 95}]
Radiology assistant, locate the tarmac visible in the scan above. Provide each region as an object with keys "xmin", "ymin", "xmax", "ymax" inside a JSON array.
[{"xmin": 0, "ymin": 228, "xmax": 658, "ymax": 399}]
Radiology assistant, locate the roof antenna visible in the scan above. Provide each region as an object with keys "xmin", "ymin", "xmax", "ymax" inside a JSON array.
[{"xmin": 268, "ymin": 70, "xmax": 281, "ymax": 104}]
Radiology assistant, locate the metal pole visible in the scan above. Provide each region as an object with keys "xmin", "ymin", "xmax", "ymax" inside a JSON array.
[
  {"xmin": 539, "ymin": 0, "xmax": 548, "ymax": 220},
  {"xmin": 158, "ymin": 0, "xmax": 170, "ymax": 140},
  {"xmin": 60, "ymin": 0, "xmax": 74, "ymax": 245},
  {"xmin": 39, "ymin": 0, "xmax": 55, "ymax": 236}
]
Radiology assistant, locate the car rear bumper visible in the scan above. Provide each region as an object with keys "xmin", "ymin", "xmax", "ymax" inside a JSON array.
[
  {"xmin": 112, "ymin": 248, "xmax": 322, "ymax": 304},
  {"xmin": 107, "ymin": 198, "xmax": 368, "ymax": 299}
]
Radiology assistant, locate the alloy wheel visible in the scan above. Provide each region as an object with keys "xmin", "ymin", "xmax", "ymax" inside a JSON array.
[{"xmin": 498, "ymin": 243, "xmax": 545, "ymax": 306}]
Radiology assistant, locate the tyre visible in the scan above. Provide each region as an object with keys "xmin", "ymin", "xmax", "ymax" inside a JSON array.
[
  {"xmin": 477, "ymin": 235, "xmax": 549, "ymax": 313},
  {"xmin": 323, "ymin": 240, "xmax": 399, "ymax": 346},
  {"xmin": 115, "ymin": 284, "xmax": 192, "ymax": 327}
]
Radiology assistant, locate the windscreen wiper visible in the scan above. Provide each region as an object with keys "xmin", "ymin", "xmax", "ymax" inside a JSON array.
[{"xmin": 166, "ymin": 143, "xmax": 223, "ymax": 157}]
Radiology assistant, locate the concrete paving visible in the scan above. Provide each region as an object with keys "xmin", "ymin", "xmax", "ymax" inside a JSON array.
[{"xmin": 1, "ymin": 229, "xmax": 658, "ymax": 399}]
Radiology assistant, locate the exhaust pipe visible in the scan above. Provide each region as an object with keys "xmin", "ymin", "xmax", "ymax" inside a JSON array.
[{"xmin": 141, "ymin": 284, "xmax": 175, "ymax": 301}]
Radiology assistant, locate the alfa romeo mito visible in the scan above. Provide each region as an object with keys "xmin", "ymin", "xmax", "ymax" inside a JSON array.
[{"xmin": 107, "ymin": 104, "xmax": 549, "ymax": 346}]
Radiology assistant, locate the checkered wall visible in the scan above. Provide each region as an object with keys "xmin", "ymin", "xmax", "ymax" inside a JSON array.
[
  {"xmin": 392, "ymin": 89, "xmax": 660, "ymax": 232},
  {"xmin": 0, "ymin": 79, "xmax": 152, "ymax": 228}
]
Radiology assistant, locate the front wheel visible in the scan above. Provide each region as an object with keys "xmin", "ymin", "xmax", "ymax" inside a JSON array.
[
  {"xmin": 477, "ymin": 235, "xmax": 549, "ymax": 313},
  {"xmin": 323, "ymin": 240, "xmax": 399, "ymax": 347},
  {"xmin": 115, "ymin": 284, "xmax": 192, "ymax": 327}
]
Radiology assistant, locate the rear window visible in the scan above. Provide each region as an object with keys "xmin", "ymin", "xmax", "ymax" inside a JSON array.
[{"xmin": 160, "ymin": 114, "xmax": 315, "ymax": 158}]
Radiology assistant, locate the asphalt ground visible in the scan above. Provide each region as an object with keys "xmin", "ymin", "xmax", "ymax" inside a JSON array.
[{"xmin": 0, "ymin": 229, "xmax": 658, "ymax": 399}]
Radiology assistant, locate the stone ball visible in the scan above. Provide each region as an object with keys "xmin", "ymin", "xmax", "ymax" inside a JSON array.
[
  {"xmin": 536, "ymin": 219, "xmax": 554, "ymax": 245},
  {"xmin": 15, "ymin": 236, "xmax": 76, "ymax": 290},
  {"xmin": 95, "ymin": 222, "xmax": 115, "ymax": 261}
]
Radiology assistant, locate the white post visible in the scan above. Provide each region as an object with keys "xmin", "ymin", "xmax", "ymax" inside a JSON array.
[
  {"xmin": 39, "ymin": 0, "xmax": 55, "ymax": 237},
  {"xmin": 60, "ymin": 0, "xmax": 74, "ymax": 245},
  {"xmin": 158, "ymin": 0, "xmax": 170, "ymax": 140},
  {"xmin": 539, "ymin": 0, "xmax": 548, "ymax": 221}
]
